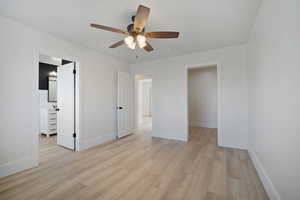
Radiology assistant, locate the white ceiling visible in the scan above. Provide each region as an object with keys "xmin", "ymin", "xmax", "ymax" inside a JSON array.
[{"xmin": 0, "ymin": 0, "xmax": 261, "ymax": 63}]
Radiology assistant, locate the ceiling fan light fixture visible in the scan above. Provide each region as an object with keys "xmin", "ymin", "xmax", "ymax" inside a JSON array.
[
  {"xmin": 128, "ymin": 42, "xmax": 136, "ymax": 49},
  {"xmin": 124, "ymin": 35, "xmax": 134, "ymax": 44},
  {"xmin": 137, "ymin": 35, "xmax": 147, "ymax": 48},
  {"xmin": 124, "ymin": 36, "xmax": 136, "ymax": 49}
]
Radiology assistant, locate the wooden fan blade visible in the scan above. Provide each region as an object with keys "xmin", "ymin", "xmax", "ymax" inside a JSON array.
[
  {"xmin": 134, "ymin": 5, "xmax": 150, "ymax": 32},
  {"xmin": 109, "ymin": 40, "xmax": 125, "ymax": 48},
  {"xmin": 145, "ymin": 32, "xmax": 179, "ymax": 38},
  {"xmin": 144, "ymin": 41, "xmax": 154, "ymax": 52},
  {"xmin": 90, "ymin": 24, "xmax": 128, "ymax": 35}
]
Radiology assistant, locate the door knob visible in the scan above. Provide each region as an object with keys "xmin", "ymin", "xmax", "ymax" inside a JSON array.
[{"xmin": 118, "ymin": 106, "xmax": 123, "ymax": 110}]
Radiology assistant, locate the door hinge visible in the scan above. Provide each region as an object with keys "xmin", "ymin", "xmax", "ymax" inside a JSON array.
[
  {"xmin": 73, "ymin": 69, "xmax": 76, "ymax": 74},
  {"xmin": 73, "ymin": 133, "xmax": 76, "ymax": 138}
]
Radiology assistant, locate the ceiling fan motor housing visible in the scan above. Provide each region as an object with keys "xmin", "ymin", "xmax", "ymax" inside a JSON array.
[
  {"xmin": 131, "ymin": 15, "xmax": 135, "ymax": 22},
  {"xmin": 128, "ymin": 16, "xmax": 145, "ymax": 34}
]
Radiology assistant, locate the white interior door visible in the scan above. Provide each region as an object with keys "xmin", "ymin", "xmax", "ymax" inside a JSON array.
[
  {"xmin": 57, "ymin": 63, "xmax": 75, "ymax": 150},
  {"xmin": 117, "ymin": 72, "xmax": 134, "ymax": 138}
]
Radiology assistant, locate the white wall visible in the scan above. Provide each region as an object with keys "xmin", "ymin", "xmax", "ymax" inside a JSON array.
[
  {"xmin": 188, "ymin": 66, "xmax": 217, "ymax": 128},
  {"xmin": 0, "ymin": 16, "xmax": 130, "ymax": 177},
  {"xmin": 130, "ymin": 45, "xmax": 248, "ymax": 148},
  {"xmin": 247, "ymin": 0, "xmax": 300, "ymax": 199},
  {"xmin": 79, "ymin": 49, "xmax": 129, "ymax": 149}
]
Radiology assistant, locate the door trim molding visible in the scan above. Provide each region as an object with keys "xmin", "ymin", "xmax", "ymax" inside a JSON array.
[{"xmin": 35, "ymin": 49, "xmax": 82, "ymax": 160}]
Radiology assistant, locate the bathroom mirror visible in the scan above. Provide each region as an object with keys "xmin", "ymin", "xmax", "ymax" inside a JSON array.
[{"xmin": 48, "ymin": 76, "xmax": 57, "ymax": 102}]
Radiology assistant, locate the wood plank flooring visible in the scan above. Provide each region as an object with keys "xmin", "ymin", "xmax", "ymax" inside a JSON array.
[{"xmin": 0, "ymin": 128, "xmax": 268, "ymax": 200}]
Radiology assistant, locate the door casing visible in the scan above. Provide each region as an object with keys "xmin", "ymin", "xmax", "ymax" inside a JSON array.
[{"xmin": 35, "ymin": 50, "xmax": 81, "ymax": 167}]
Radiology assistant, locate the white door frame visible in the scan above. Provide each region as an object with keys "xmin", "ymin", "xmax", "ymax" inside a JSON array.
[
  {"xmin": 34, "ymin": 49, "xmax": 81, "ymax": 166},
  {"xmin": 186, "ymin": 62, "xmax": 222, "ymax": 146}
]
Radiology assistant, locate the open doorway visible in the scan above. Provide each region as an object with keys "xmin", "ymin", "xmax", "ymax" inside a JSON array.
[
  {"xmin": 38, "ymin": 54, "xmax": 78, "ymax": 160},
  {"xmin": 188, "ymin": 65, "xmax": 218, "ymax": 143},
  {"xmin": 135, "ymin": 75, "xmax": 152, "ymax": 135}
]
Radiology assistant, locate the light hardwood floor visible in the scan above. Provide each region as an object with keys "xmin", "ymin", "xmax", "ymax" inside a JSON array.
[
  {"xmin": 39, "ymin": 135, "xmax": 57, "ymax": 150},
  {"xmin": 0, "ymin": 128, "xmax": 268, "ymax": 200}
]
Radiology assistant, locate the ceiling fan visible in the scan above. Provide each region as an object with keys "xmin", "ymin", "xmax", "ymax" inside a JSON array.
[{"xmin": 90, "ymin": 5, "xmax": 179, "ymax": 52}]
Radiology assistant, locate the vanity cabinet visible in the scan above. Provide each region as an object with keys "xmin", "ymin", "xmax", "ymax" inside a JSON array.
[{"xmin": 39, "ymin": 90, "xmax": 57, "ymax": 137}]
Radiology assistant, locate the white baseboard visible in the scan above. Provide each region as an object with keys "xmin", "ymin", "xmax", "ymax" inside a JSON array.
[
  {"xmin": 152, "ymin": 133, "xmax": 187, "ymax": 142},
  {"xmin": 248, "ymin": 149, "xmax": 281, "ymax": 200},
  {"xmin": 190, "ymin": 120, "xmax": 217, "ymax": 128},
  {"xmin": 80, "ymin": 134, "xmax": 115, "ymax": 151},
  {"xmin": 0, "ymin": 155, "xmax": 37, "ymax": 177}
]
